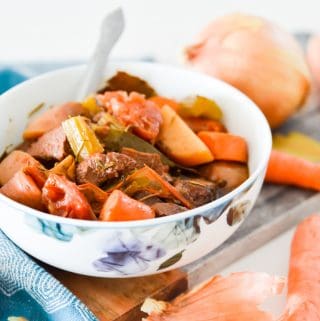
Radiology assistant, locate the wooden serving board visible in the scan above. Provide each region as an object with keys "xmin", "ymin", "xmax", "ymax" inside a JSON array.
[
  {"xmin": 47, "ymin": 267, "xmax": 187, "ymax": 321},
  {"xmin": 36, "ymin": 33, "xmax": 320, "ymax": 321}
]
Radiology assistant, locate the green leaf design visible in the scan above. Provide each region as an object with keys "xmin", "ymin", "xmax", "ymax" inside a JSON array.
[{"xmin": 158, "ymin": 250, "xmax": 184, "ymax": 270}]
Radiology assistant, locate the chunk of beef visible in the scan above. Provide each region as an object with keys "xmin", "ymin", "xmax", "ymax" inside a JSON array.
[
  {"xmin": 27, "ymin": 126, "xmax": 69, "ymax": 161},
  {"xmin": 133, "ymin": 191, "xmax": 162, "ymax": 206},
  {"xmin": 173, "ymin": 178, "xmax": 217, "ymax": 207},
  {"xmin": 121, "ymin": 147, "xmax": 169, "ymax": 176},
  {"xmin": 76, "ymin": 152, "xmax": 137, "ymax": 185},
  {"xmin": 151, "ymin": 202, "xmax": 187, "ymax": 217}
]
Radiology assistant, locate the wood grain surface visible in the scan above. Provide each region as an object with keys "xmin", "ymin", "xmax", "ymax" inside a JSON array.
[{"xmin": 49, "ymin": 268, "xmax": 187, "ymax": 321}]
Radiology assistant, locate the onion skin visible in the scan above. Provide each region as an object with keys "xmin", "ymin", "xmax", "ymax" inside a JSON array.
[
  {"xmin": 142, "ymin": 272, "xmax": 285, "ymax": 321},
  {"xmin": 307, "ymin": 35, "xmax": 320, "ymax": 89},
  {"xmin": 185, "ymin": 13, "xmax": 311, "ymax": 129}
]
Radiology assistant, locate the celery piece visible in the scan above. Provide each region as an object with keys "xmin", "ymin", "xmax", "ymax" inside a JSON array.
[{"xmin": 62, "ymin": 116, "xmax": 104, "ymax": 161}]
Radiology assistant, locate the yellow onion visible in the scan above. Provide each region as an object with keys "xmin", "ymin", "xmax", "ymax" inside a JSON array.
[
  {"xmin": 307, "ymin": 34, "xmax": 320, "ymax": 89},
  {"xmin": 141, "ymin": 272, "xmax": 285, "ymax": 321},
  {"xmin": 184, "ymin": 13, "xmax": 311, "ymax": 128}
]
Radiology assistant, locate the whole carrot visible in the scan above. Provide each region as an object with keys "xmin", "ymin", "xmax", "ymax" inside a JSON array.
[
  {"xmin": 265, "ymin": 150, "xmax": 320, "ymax": 191},
  {"xmin": 281, "ymin": 215, "xmax": 320, "ymax": 321}
]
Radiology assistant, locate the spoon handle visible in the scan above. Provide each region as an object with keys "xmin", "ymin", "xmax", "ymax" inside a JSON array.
[{"xmin": 77, "ymin": 8, "xmax": 125, "ymax": 101}]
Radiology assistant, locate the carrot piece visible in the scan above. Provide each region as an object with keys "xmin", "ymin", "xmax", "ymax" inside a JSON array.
[
  {"xmin": 123, "ymin": 165, "xmax": 193, "ymax": 209},
  {"xmin": 183, "ymin": 117, "xmax": 226, "ymax": 133},
  {"xmin": 281, "ymin": 215, "xmax": 320, "ymax": 321},
  {"xmin": 0, "ymin": 170, "xmax": 44, "ymax": 210},
  {"xmin": 99, "ymin": 190, "xmax": 155, "ymax": 221},
  {"xmin": 198, "ymin": 131, "xmax": 248, "ymax": 163},
  {"xmin": 143, "ymin": 166, "xmax": 193, "ymax": 209},
  {"xmin": 0, "ymin": 151, "xmax": 42, "ymax": 186},
  {"xmin": 23, "ymin": 102, "xmax": 84, "ymax": 140},
  {"xmin": 265, "ymin": 150, "xmax": 320, "ymax": 191},
  {"xmin": 149, "ymin": 96, "xmax": 180, "ymax": 111}
]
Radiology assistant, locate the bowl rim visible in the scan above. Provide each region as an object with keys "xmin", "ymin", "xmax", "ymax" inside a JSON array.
[{"xmin": 0, "ymin": 61, "xmax": 272, "ymax": 229}]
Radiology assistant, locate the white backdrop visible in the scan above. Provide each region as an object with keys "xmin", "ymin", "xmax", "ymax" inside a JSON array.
[{"xmin": 0, "ymin": 0, "xmax": 319, "ymax": 63}]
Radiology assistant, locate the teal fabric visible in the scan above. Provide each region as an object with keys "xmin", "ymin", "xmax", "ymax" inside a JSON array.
[
  {"xmin": 0, "ymin": 230, "xmax": 97, "ymax": 321},
  {"xmin": 0, "ymin": 69, "xmax": 27, "ymax": 94}
]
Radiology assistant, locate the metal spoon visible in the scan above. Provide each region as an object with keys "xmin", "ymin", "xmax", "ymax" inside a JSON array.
[{"xmin": 77, "ymin": 7, "xmax": 125, "ymax": 101}]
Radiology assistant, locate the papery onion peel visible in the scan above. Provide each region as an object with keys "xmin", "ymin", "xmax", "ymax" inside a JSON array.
[
  {"xmin": 184, "ymin": 13, "xmax": 311, "ymax": 128},
  {"xmin": 142, "ymin": 272, "xmax": 285, "ymax": 321}
]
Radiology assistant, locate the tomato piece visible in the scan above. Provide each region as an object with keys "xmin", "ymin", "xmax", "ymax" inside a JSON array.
[
  {"xmin": 100, "ymin": 190, "xmax": 155, "ymax": 221},
  {"xmin": 42, "ymin": 174, "xmax": 96, "ymax": 220},
  {"xmin": 24, "ymin": 166, "xmax": 47, "ymax": 188},
  {"xmin": 97, "ymin": 91, "xmax": 162, "ymax": 141}
]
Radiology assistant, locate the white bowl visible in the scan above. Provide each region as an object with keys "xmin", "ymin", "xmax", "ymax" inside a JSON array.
[{"xmin": 0, "ymin": 62, "xmax": 271, "ymax": 277}]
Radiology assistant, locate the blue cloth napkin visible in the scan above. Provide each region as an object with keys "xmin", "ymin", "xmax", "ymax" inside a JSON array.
[{"xmin": 0, "ymin": 66, "xmax": 98, "ymax": 321}]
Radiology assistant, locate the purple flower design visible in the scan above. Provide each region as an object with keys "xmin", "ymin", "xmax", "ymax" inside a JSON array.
[{"xmin": 93, "ymin": 231, "xmax": 166, "ymax": 275}]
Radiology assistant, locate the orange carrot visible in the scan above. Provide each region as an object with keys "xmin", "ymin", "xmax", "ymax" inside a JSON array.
[
  {"xmin": 149, "ymin": 96, "xmax": 180, "ymax": 111},
  {"xmin": 99, "ymin": 190, "xmax": 155, "ymax": 221},
  {"xmin": 0, "ymin": 170, "xmax": 44, "ymax": 210},
  {"xmin": 23, "ymin": 102, "xmax": 84, "ymax": 140},
  {"xmin": 281, "ymin": 215, "xmax": 320, "ymax": 321},
  {"xmin": 123, "ymin": 165, "xmax": 193, "ymax": 209},
  {"xmin": 198, "ymin": 131, "xmax": 248, "ymax": 163},
  {"xmin": 183, "ymin": 117, "xmax": 226, "ymax": 133},
  {"xmin": 265, "ymin": 150, "xmax": 320, "ymax": 191}
]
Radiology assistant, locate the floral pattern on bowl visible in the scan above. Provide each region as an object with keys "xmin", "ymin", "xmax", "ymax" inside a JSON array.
[
  {"xmin": 93, "ymin": 231, "xmax": 166, "ymax": 274},
  {"xmin": 22, "ymin": 184, "xmax": 255, "ymax": 276},
  {"xmin": 25, "ymin": 217, "xmax": 76, "ymax": 242},
  {"xmin": 92, "ymin": 196, "xmax": 235, "ymax": 275}
]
